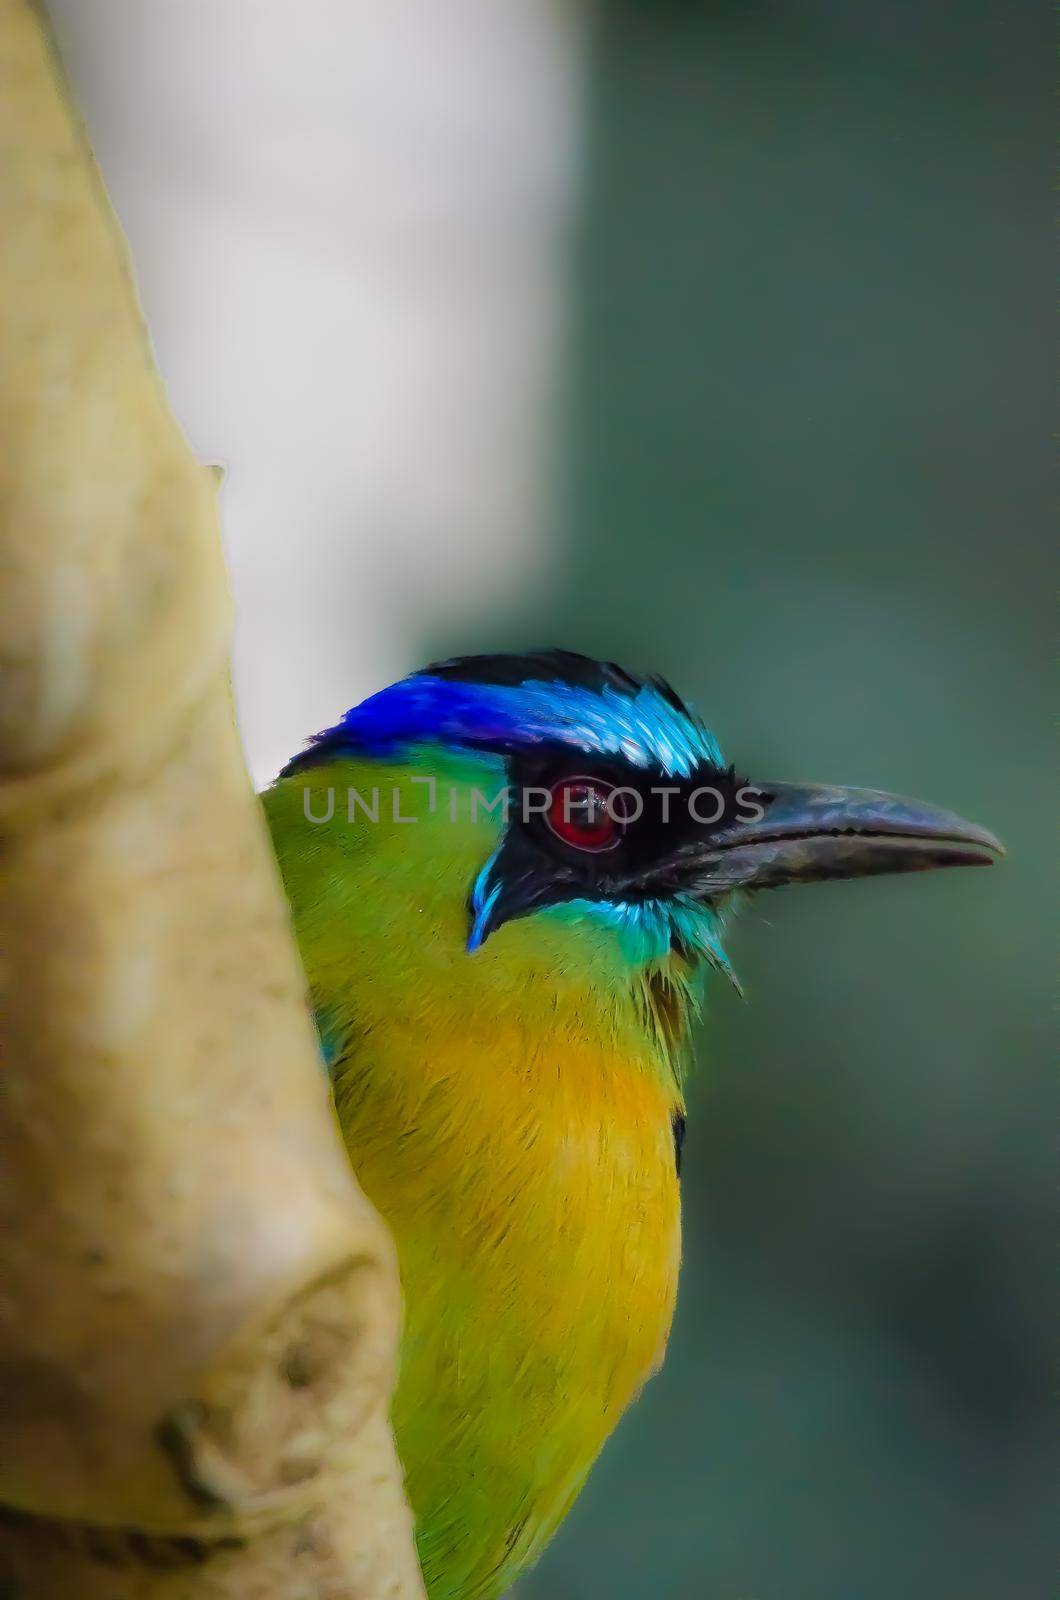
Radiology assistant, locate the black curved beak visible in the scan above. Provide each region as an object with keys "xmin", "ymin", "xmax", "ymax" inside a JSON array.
[{"xmin": 684, "ymin": 782, "xmax": 1004, "ymax": 898}]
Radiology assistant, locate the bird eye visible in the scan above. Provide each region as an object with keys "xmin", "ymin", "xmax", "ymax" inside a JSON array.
[{"xmin": 545, "ymin": 777, "xmax": 622, "ymax": 853}]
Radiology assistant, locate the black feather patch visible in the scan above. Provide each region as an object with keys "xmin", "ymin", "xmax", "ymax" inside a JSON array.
[
  {"xmin": 421, "ymin": 649, "xmax": 691, "ymax": 717},
  {"xmin": 672, "ymin": 1111, "xmax": 686, "ymax": 1176}
]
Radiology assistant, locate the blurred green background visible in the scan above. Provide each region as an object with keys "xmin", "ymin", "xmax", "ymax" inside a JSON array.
[{"xmin": 425, "ymin": 4, "xmax": 1053, "ymax": 1596}]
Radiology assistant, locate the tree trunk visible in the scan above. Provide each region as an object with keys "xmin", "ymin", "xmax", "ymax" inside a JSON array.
[{"xmin": 0, "ymin": 2, "xmax": 424, "ymax": 1594}]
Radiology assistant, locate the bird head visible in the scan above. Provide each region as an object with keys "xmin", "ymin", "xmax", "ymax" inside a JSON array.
[{"xmin": 274, "ymin": 650, "xmax": 1001, "ymax": 993}]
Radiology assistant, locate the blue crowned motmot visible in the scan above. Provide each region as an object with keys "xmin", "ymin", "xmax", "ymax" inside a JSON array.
[{"xmin": 262, "ymin": 651, "xmax": 1000, "ymax": 1600}]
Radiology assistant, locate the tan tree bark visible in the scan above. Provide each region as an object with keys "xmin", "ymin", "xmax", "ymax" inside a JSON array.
[{"xmin": 0, "ymin": 3, "xmax": 425, "ymax": 1594}]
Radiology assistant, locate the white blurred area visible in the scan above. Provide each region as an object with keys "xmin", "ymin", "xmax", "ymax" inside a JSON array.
[{"xmin": 46, "ymin": 1, "xmax": 587, "ymax": 783}]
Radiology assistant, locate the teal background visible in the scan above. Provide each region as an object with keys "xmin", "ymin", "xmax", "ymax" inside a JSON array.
[{"xmin": 428, "ymin": 4, "xmax": 1054, "ymax": 1596}]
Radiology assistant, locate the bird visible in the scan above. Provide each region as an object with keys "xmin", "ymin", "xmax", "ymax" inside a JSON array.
[{"xmin": 262, "ymin": 649, "xmax": 1000, "ymax": 1600}]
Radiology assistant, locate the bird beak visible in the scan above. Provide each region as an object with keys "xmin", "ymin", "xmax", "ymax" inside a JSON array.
[{"xmin": 684, "ymin": 781, "xmax": 1004, "ymax": 898}]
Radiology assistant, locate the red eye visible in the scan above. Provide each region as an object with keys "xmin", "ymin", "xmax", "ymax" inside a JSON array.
[{"xmin": 545, "ymin": 778, "xmax": 621, "ymax": 852}]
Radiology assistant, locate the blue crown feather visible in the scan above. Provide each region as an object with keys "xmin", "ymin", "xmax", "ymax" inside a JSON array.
[{"xmin": 281, "ymin": 656, "xmax": 723, "ymax": 780}]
